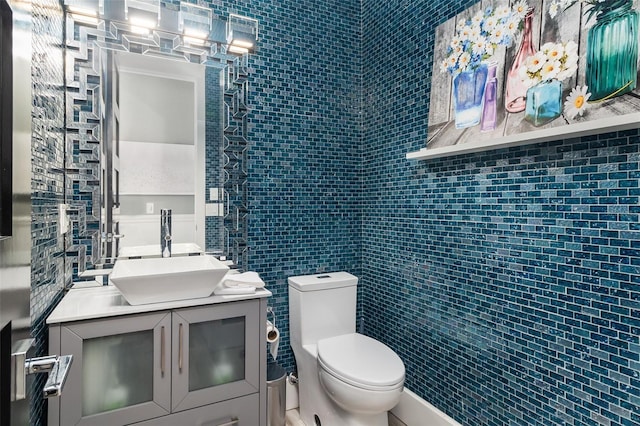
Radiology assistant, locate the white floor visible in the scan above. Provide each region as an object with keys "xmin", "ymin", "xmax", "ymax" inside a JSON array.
[
  {"xmin": 285, "ymin": 409, "xmax": 406, "ymax": 426},
  {"xmin": 284, "ymin": 409, "xmax": 304, "ymax": 426}
]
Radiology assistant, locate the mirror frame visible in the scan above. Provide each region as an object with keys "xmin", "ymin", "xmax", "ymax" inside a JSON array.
[{"xmin": 64, "ymin": 10, "xmax": 250, "ymax": 277}]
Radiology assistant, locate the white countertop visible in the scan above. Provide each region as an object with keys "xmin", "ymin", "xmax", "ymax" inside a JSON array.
[
  {"xmin": 47, "ymin": 285, "xmax": 271, "ymax": 325},
  {"xmin": 118, "ymin": 243, "xmax": 204, "ymax": 259}
]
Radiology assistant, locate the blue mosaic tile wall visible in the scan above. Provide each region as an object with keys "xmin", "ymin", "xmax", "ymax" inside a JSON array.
[
  {"xmin": 245, "ymin": 0, "xmax": 363, "ymax": 371},
  {"xmin": 30, "ymin": 0, "xmax": 67, "ymax": 424},
  {"xmin": 362, "ymin": 0, "xmax": 640, "ymax": 425},
  {"xmin": 196, "ymin": 0, "xmax": 363, "ymax": 372}
]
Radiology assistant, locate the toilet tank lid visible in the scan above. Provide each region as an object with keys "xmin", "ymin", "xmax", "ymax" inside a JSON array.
[{"xmin": 288, "ymin": 272, "xmax": 358, "ymax": 291}]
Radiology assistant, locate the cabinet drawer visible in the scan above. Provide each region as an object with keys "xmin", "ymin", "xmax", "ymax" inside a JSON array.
[{"xmin": 129, "ymin": 393, "xmax": 260, "ymax": 426}]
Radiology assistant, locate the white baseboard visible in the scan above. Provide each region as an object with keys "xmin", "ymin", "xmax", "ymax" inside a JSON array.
[
  {"xmin": 284, "ymin": 379, "xmax": 460, "ymax": 426},
  {"xmin": 391, "ymin": 389, "xmax": 462, "ymax": 426}
]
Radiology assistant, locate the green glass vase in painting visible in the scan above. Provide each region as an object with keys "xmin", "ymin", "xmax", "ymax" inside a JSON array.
[{"xmin": 586, "ymin": 1, "xmax": 639, "ymax": 101}]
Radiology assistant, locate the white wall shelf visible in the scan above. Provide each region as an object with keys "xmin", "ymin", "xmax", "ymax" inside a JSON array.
[{"xmin": 407, "ymin": 112, "xmax": 640, "ymax": 161}]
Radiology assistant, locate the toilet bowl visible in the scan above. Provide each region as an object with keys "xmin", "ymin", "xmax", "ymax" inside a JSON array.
[
  {"xmin": 318, "ymin": 333, "xmax": 404, "ymax": 414},
  {"xmin": 288, "ymin": 272, "xmax": 405, "ymax": 426}
]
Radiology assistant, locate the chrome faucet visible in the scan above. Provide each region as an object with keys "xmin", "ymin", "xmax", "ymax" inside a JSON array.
[{"xmin": 160, "ymin": 209, "xmax": 172, "ymax": 257}]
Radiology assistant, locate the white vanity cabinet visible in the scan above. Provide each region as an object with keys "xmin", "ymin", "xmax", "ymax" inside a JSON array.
[{"xmin": 47, "ymin": 286, "xmax": 270, "ymax": 426}]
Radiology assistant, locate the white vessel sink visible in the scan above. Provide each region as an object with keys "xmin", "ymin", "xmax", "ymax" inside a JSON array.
[{"xmin": 109, "ymin": 255, "xmax": 229, "ymax": 305}]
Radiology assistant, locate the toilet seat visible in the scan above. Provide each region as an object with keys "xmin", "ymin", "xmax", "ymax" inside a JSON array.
[{"xmin": 317, "ymin": 333, "xmax": 405, "ymax": 391}]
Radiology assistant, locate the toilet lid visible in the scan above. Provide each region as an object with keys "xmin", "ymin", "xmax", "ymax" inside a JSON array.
[{"xmin": 317, "ymin": 333, "xmax": 405, "ymax": 389}]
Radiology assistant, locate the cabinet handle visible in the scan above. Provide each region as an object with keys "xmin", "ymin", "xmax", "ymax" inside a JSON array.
[
  {"xmin": 160, "ymin": 326, "xmax": 165, "ymax": 376},
  {"xmin": 178, "ymin": 323, "xmax": 184, "ymax": 373}
]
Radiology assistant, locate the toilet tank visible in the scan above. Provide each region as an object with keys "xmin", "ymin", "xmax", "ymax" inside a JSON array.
[{"xmin": 288, "ymin": 272, "xmax": 358, "ymax": 347}]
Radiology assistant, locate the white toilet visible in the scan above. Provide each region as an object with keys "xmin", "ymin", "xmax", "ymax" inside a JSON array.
[{"xmin": 288, "ymin": 272, "xmax": 405, "ymax": 426}]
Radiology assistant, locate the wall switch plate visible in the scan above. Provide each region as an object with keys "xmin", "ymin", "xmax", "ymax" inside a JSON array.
[
  {"xmin": 205, "ymin": 203, "xmax": 224, "ymax": 217},
  {"xmin": 58, "ymin": 204, "xmax": 70, "ymax": 235},
  {"xmin": 146, "ymin": 202, "xmax": 154, "ymax": 214}
]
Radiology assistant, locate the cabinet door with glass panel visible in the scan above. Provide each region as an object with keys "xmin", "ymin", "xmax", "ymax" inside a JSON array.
[
  {"xmin": 171, "ymin": 299, "xmax": 260, "ymax": 412},
  {"xmin": 57, "ymin": 312, "xmax": 172, "ymax": 426}
]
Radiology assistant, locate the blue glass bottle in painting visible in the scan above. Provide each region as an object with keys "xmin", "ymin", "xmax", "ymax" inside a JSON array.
[
  {"xmin": 480, "ymin": 62, "xmax": 498, "ymax": 132},
  {"xmin": 452, "ymin": 62, "xmax": 488, "ymax": 129},
  {"xmin": 524, "ymin": 79, "xmax": 562, "ymax": 127},
  {"xmin": 586, "ymin": 0, "xmax": 639, "ymax": 101}
]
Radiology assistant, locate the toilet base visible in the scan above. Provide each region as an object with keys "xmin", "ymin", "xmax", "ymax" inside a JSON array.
[
  {"xmin": 295, "ymin": 344, "xmax": 390, "ymax": 426},
  {"xmin": 300, "ymin": 406, "xmax": 388, "ymax": 426}
]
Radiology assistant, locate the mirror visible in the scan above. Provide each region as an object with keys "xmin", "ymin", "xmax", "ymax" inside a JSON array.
[
  {"xmin": 64, "ymin": 4, "xmax": 251, "ymax": 277},
  {"xmin": 112, "ymin": 52, "xmax": 210, "ymax": 257}
]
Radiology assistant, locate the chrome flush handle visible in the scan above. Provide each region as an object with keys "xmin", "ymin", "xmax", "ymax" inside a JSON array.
[{"xmin": 11, "ymin": 338, "xmax": 73, "ymax": 400}]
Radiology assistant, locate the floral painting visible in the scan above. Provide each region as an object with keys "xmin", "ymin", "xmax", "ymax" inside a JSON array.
[{"xmin": 425, "ymin": 0, "xmax": 640, "ymax": 155}]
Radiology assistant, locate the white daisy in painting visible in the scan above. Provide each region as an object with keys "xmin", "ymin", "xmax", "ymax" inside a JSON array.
[
  {"xmin": 512, "ymin": 0, "xmax": 529, "ymax": 20},
  {"xmin": 540, "ymin": 42, "xmax": 557, "ymax": 54},
  {"xmin": 471, "ymin": 11, "xmax": 484, "ymax": 26},
  {"xmin": 459, "ymin": 25, "xmax": 473, "ymax": 41},
  {"xmin": 540, "ymin": 60, "xmax": 562, "ymax": 80},
  {"xmin": 549, "ymin": 2, "xmax": 560, "ymax": 18},
  {"xmin": 564, "ymin": 85, "xmax": 591, "ymax": 119},
  {"xmin": 518, "ymin": 64, "xmax": 540, "ymax": 88},
  {"xmin": 505, "ymin": 16, "xmax": 520, "ymax": 38},
  {"xmin": 489, "ymin": 24, "xmax": 508, "ymax": 45},
  {"xmin": 442, "ymin": 2, "xmax": 530, "ymax": 78},
  {"xmin": 472, "ymin": 36, "xmax": 493, "ymax": 56},
  {"xmin": 440, "ymin": 57, "xmax": 450, "ymax": 73},
  {"xmin": 458, "ymin": 52, "xmax": 472, "ymax": 71},
  {"xmin": 545, "ymin": 43, "xmax": 565, "ymax": 62},
  {"xmin": 495, "ymin": 5, "xmax": 512, "ymax": 19},
  {"xmin": 525, "ymin": 51, "xmax": 547, "ymax": 73},
  {"xmin": 469, "ymin": 25, "xmax": 481, "ymax": 40},
  {"xmin": 483, "ymin": 15, "xmax": 498, "ymax": 32},
  {"xmin": 450, "ymin": 36, "xmax": 461, "ymax": 50},
  {"xmin": 518, "ymin": 40, "xmax": 578, "ymax": 87}
]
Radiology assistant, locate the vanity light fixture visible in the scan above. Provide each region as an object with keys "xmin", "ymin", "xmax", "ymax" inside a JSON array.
[
  {"xmin": 67, "ymin": 5, "xmax": 98, "ymax": 17},
  {"xmin": 183, "ymin": 34, "xmax": 207, "ymax": 46},
  {"xmin": 182, "ymin": 28, "xmax": 209, "ymax": 46},
  {"xmin": 64, "ymin": 0, "xmax": 102, "ymax": 24},
  {"xmin": 179, "ymin": 2, "xmax": 212, "ymax": 37},
  {"xmin": 227, "ymin": 13, "xmax": 258, "ymax": 54},
  {"xmin": 64, "ymin": 0, "xmax": 104, "ymax": 16},
  {"xmin": 125, "ymin": 0, "xmax": 160, "ymax": 30}
]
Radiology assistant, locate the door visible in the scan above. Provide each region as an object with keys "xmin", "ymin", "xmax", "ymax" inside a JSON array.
[
  {"xmin": 171, "ymin": 299, "xmax": 260, "ymax": 412},
  {"xmin": 0, "ymin": 0, "xmax": 33, "ymax": 424},
  {"xmin": 57, "ymin": 313, "xmax": 172, "ymax": 426}
]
